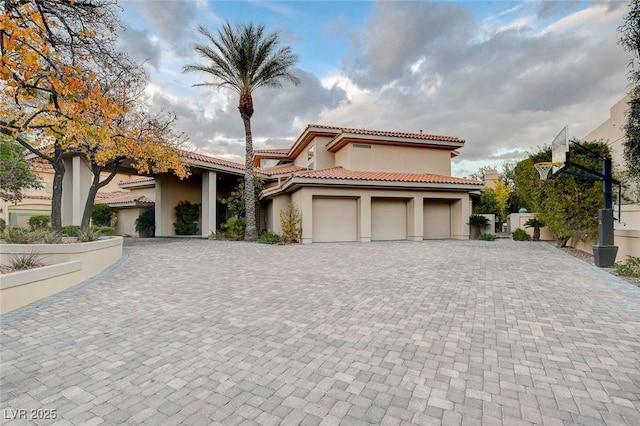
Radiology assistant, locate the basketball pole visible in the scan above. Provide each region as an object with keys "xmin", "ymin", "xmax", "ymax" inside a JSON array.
[{"xmin": 563, "ymin": 144, "xmax": 620, "ymax": 267}]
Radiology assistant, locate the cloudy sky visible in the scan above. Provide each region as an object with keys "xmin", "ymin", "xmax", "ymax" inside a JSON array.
[{"xmin": 117, "ymin": 0, "xmax": 631, "ymax": 177}]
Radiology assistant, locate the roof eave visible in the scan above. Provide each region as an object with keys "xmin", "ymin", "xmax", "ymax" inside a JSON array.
[
  {"xmin": 260, "ymin": 177, "xmax": 483, "ymax": 198},
  {"xmin": 325, "ymin": 133, "xmax": 465, "ymax": 152}
]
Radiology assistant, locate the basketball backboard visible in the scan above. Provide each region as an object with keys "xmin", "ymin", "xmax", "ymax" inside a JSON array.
[{"xmin": 550, "ymin": 126, "xmax": 568, "ymax": 175}]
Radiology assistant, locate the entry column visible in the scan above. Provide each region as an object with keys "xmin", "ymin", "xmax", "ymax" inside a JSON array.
[
  {"xmin": 201, "ymin": 171, "xmax": 217, "ymax": 238},
  {"xmin": 359, "ymin": 195, "xmax": 371, "ymax": 242}
]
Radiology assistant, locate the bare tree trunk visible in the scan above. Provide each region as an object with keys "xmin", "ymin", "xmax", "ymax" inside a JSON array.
[
  {"xmin": 533, "ymin": 227, "xmax": 541, "ymax": 241},
  {"xmin": 556, "ymin": 237, "xmax": 569, "ymax": 248},
  {"xmin": 80, "ymin": 161, "xmax": 122, "ymax": 232},
  {"xmin": 80, "ymin": 166, "xmax": 101, "ymax": 232},
  {"xmin": 50, "ymin": 145, "xmax": 65, "ymax": 233},
  {"xmin": 242, "ymin": 115, "xmax": 258, "ymax": 241}
]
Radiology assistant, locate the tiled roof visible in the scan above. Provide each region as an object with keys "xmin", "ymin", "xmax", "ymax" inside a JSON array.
[
  {"xmin": 21, "ymin": 194, "xmax": 52, "ymax": 200},
  {"xmin": 256, "ymin": 164, "xmax": 305, "ymax": 176},
  {"xmin": 179, "ymin": 149, "xmax": 244, "ymax": 170},
  {"xmin": 291, "ymin": 167, "xmax": 484, "ymax": 185},
  {"xmin": 253, "ymin": 148, "xmax": 289, "ymax": 155},
  {"xmin": 119, "ymin": 176, "xmax": 155, "ymax": 186},
  {"xmin": 96, "ymin": 191, "xmax": 154, "ymax": 205},
  {"xmin": 309, "ymin": 124, "xmax": 464, "ymax": 143}
]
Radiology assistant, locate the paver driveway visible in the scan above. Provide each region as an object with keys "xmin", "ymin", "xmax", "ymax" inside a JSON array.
[{"xmin": 1, "ymin": 239, "xmax": 640, "ymax": 425}]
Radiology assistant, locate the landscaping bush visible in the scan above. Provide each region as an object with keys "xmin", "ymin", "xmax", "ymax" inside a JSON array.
[
  {"xmin": 222, "ymin": 216, "xmax": 245, "ymax": 239},
  {"xmin": 135, "ymin": 209, "xmax": 155, "ymax": 237},
  {"xmin": 2, "ymin": 227, "xmax": 37, "ymax": 244},
  {"xmin": 479, "ymin": 233, "xmax": 496, "ymax": 241},
  {"xmin": 91, "ymin": 226, "xmax": 115, "ymax": 235},
  {"xmin": 258, "ymin": 231, "xmax": 282, "ymax": 244},
  {"xmin": 76, "ymin": 228, "xmax": 102, "ymax": 242},
  {"xmin": 1, "ymin": 227, "xmax": 62, "ymax": 244},
  {"xmin": 512, "ymin": 228, "xmax": 531, "ymax": 241},
  {"xmin": 91, "ymin": 203, "xmax": 112, "ymax": 227},
  {"xmin": 0, "ymin": 218, "xmax": 5, "ymax": 233},
  {"xmin": 61, "ymin": 225, "xmax": 81, "ymax": 237},
  {"xmin": 8, "ymin": 250, "xmax": 44, "ymax": 270},
  {"xmin": 28, "ymin": 215, "xmax": 50, "ymax": 231},
  {"xmin": 614, "ymin": 256, "xmax": 640, "ymax": 278},
  {"xmin": 280, "ymin": 203, "xmax": 302, "ymax": 243},
  {"xmin": 174, "ymin": 201, "xmax": 200, "ymax": 235}
]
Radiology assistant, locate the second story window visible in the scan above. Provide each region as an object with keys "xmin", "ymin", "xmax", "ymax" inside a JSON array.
[{"xmin": 307, "ymin": 146, "xmax": 315, "ymax": 169}]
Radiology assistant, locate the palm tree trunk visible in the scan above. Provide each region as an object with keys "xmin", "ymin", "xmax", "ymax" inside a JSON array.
[{"xmin": 242, "ymin": 115, "xmax": 258, "ymax": 241}]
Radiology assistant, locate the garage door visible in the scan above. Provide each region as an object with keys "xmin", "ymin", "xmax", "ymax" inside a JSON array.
[
  {"xmin": 312, "ymin": 197, "xmax": 358, "ymax": 242},
  {"xmin": 371, "ymin": 198, "xmax": 407, "ymax": 241},
  {"xmin": 423, "ymin": 200, "xmax": 451, "ymax": 239}
]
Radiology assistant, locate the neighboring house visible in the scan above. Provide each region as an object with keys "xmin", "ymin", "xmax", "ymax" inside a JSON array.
[
  {"xmin": 254, "ymin": 125, "xmax": 483, "ymax": 243},
  {"xmin": 581, "ymin": 96, "xmax": 640, "ymax": 261}
]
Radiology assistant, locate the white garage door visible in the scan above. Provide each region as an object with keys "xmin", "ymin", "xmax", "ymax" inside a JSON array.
[
  {"xmin": 371, "ymin": 198, "xmax": 407, "ymax": 241},
  {"xmin": 312, "ymin": 197, "xmax": 358, "ymax": 242},
  {"xmin": 424, "ymin": 200, "xmax": 451, "ymax": 239}
]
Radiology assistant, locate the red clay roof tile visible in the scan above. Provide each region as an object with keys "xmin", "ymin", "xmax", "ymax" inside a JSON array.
[{"xmin": 291, "ymin": 167, "xmax": 483, "ymax": 185}]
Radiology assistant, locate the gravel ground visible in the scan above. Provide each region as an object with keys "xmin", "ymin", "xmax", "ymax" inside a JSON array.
[{"xmin": 550, "ymin": 243, "xmax": 640, "ymax": 287}]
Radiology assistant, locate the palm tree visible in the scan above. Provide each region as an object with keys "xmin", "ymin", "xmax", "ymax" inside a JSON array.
[
  {"xmin": 184, "ymin": 23, "xmax": 300, "ymax": 241},
  {"xmin": 524, "ymin": 217, "xmax": 545, "ymax": 241}
]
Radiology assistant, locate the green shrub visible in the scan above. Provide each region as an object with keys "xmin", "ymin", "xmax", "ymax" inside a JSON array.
[
  {"xmin": 91, "ymin": 226, "xmax": 115, "ymax": 235},
  {"xmin": 614, "ymin": 256, "xmax": 640, "ymax": 278},
  {"xmin": 7, "ymin": 250, "xmax": 44, "ymax": 270},
  {"xmin": 469, "ymin": 214, "xmax": 491, "ymax": 226},
  {"xmin": 280, "ymin": 203, "xmax": 302, "ymax": 243},
  {"xmin": 524, "ymin": 217, "xmax": 545, "ymax": 241},
  {"xmin": 174, "ymin": 201, "xmax": 200, "ymax": 235},
  {"xmin": 512, "ymin": 228, "xmax": 531, "ymax": 241},
  {"xmin": 222, "ymin": 216, "xmax": 245, "ymax": 239},
  {"xmin": 61, "ymin": 225, "xmax": 81, "ymax": 237},
  {"xmin": 258, "ymin": 231, "xmax": 282, "ymax": 244},
  {"xmin": 0, "ymin": 218, "xmax": 6, "ymax": 233},
  {"xmin": 2, "ymin": 227, "xmax": 34, "ymax": 244},
  {"xmin": 135, "ymin": 209, "xmax": 155, "ymax": 237},
  {"xmin": 1, "ymin": 227, "xmax": 63, "ymax": 244},
  {"xmin": 91, "ymin": 203, "xmax": 112, "ymax": 227},
  {"xmin": 76, "ymin": 228, "xmax": 102, "ymax": 242},
  {"xmin": 479, "ymin": 233, "xmax": 496, "ymax": 241},
  {"xmin": 28, "ymin": 215, "xmax": 50, "ymax": 231}
]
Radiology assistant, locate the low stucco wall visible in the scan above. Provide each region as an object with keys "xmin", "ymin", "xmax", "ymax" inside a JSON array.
[
  {"xmin": 507, "ymin": 213, "xmax": 554, "ymax": 241},
  {"xmin": 0, "ymin": 237, "xmax": 123, "ymax": 314}
]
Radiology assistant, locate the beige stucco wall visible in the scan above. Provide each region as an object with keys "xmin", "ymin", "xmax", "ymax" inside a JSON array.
[
  {"xmin": 0, "ymin": 237, "xmax": 123, "ymax": 314},
  {"xmin": 334, "ymin": 144, "xmax": 451, "ymax": 175},
  {"xmin": 293, "ymin": 136, "xmax": 334, "ymax": 169},
  {"xmin": 155, "ymin": 174, "xmax": 202, "ymax": 237},
  {"xmin": 128, "ymin": 186, "xmax": 155, "ymax": 201},
  {"xmin": 279, "ymin": 187, "xmax": 471, "ymax": 243},
  {"xmin": 115, "ymin": 207, "xmax": 148, "ymax": 237},
  {"xmin": 265, "ymin": 194, "xmax": 291, "ymax": 235},
  {"xmin": 582, "ymin": 95, "xmax": 628, "ymax": 173},
  {"xmin": 507, "ymin": 213, "xmax": 555, "ymax": 241}
]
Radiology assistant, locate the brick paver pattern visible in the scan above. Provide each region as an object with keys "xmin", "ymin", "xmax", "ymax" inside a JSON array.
[{"xmin": 1, "ymin": 239, "xmax": 640, "ymax": 425}]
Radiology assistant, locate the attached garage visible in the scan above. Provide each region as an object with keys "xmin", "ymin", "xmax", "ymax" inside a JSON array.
[
  {"xmin": 312, "ymin": 197, "xmax": 358, "ymax": 242},
  {"xmin": 371, "ymin": 198, "xmax": 407, "ymax": 241},
  {"xmin": 423, "ymin": 200, "xmax": 451, "ymax": 239}
]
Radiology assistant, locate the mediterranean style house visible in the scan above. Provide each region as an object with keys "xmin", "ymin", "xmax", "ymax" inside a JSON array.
[
  {"xmin": 254, "ymin": 125, "xmax": 483, "ymax": 243},
  {"xmin": 1, "ymin": 124, "xmax": 484, "ymax": 242}
]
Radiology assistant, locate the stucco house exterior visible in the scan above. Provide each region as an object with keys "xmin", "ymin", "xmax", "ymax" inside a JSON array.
[
  {"xmin": 581, "ymin": 96, "xmax": 640, "ymax": 261},
  {"xmin": 3, "ymin": 125, "xmax": 483, "ymax": 241},
  {"xmin": 254, "ymin": 125, "xmax": 483, "ymax": 243}
]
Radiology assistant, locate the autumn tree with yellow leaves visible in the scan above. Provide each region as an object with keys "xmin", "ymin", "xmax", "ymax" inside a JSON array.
[{"xmin": 1, "ymin": 0, "xmax": 187, "ymax": 233}]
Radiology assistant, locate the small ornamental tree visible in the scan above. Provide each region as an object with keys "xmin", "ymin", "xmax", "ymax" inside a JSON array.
[{"xmin": 280, "ymin": 203, "xmax": 302, "ymax": 243}]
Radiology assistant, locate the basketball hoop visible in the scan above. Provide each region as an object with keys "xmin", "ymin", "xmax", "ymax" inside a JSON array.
[{"xmin": 534, "ymin": 162, "xmax": 560, "ymax": 181}]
